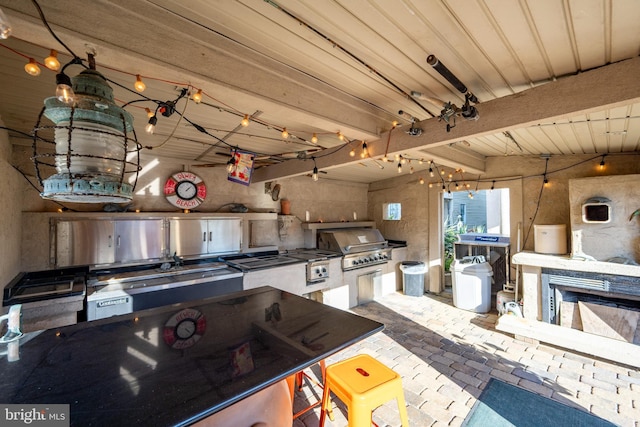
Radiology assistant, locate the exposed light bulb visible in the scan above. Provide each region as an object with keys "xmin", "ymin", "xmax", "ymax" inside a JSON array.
[
  {"xmin": 241, "ymin": 114, "xmax": 250, "ymax": 127},
  {"xmin": 145, "ymin": 116, "xmax": 157, "ymax": 134},
  {"xmin": 312, "ymin": 166, "xmax": 319, "ymax": 181},
  {"xmin": 419, "ymin": 177, "xmax": 424, "ymax": 185},
  {"xmin": 455, "ymin": 182, "xmax": 459, "ymax": 190},
  {"xmin": 0, "ymin": 7, "xmax": 12, "ymax": 39},
  {"xmin": 543, "ymin": 176, "xmax": 549, "ymax": 187},
  {"xmin": 192, "ymin": 89, "xmax": 202, "ymax": 103},
  {"xmin": 419, "ymin": 159, "xmax": 424, "ymax": 164},
  {"xmin": 382, "ymin": 154, "xmax": 388, "ymax": 162},
  {"xmin": 311, "ymin": 133, "xmax": 318, "ymax": 143},
  {"xmin": 349, "ymin": 148, "xmax": 355, "ymax": 157},
  {"xmin": 468, "ymin": 192, "xmax": 474, "ymax": 199},
  {"xmin": 55, "ymin": 72, "xmax": 74, "ymax": 104},
  {"xmin": 134, "ymin": 75, "xmax": 146, "ymax": 92},
  {"xmin": 145, "ymin": 108, "xmax": 154, "ymax": 118},
  {"xmin": 337, "ymin": 132, "xmax": 344, "ymax": 141},
  {"xmin": 360, "ymin": 142, "xmax": 368, "ymax": 158},
  {"xmin": 429, "ymin": 167, "xmax": 434, "ymax": 177},
  {"xmin": 599, "ymin": 157, "xmax": 605, "ymax": 170},
  {"xmin": 428, "ymin": 183, "xmax": 433, "ymax": 188},
  {"xmin": 44, "ymin": 49, "xmax": 60, "ymax": 71},
  {"xmin": 410, "ymin": 167, "xmax": 414, "ymax": 174},
  {"xmin": 226, "ymin": 156, "xmax": 236, "ymax": 173},
  {"xmin": 282, "ymin": 128, "xmax": 289, "ymax": 139},
  {"xmin": 397, "ymin": 163, "xmax": 402, "ymax": 173},
  {"xmin": 391, "ymin": 120, "xmax": 398, "ymax": 127},
  {"xmin": 440, "ymin": 169, "xmax": 445, "ymax": 176},
  {"xmin": 395, "ymin": 154, "xmax": 400, "ymax": 161},
  {"xmin": 24, "ymin": 58, "xmax": 41, "ymax": 76},
  {"xmin": 401, "ymin": 156, "xmax": 406, "ymax": 165}
]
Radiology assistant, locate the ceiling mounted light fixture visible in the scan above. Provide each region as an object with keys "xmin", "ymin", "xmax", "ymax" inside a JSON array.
[
  {"xmin": 32, "ymin": 55, "xmax": 141, "ymax": 203},
  {"xmin": 311, "ymin": 157, "xmax": 319, "ymax": 181},
  {"xmin": 241, "ymin": 114, "xmax": 250, "ymax": 127}
]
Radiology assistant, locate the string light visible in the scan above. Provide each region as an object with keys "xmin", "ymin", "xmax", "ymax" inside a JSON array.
[
  {"xmin": 312, "ymin": 157, "xmax": 319, "ymax": 181},
  {"xmin": 337, "ymin": 131, "xmax": 344, "ymax": 141},
  {"xmin": 349, "ymin": 148, "xmax": 355, "ymax": 157},
  {"xmin": 281, "ymin": 127, "xmax": 288, "ymax": 139},
  {"xmin": 241, "ymin": 114, "xmax": 250, "ymax": 127},
  {"xmin": 0, "ymin": 7, "xmax": 11, "ymax": 39},
  {"xmin": 491, "ymin": 180, "xmax": 495, "ymax": 191},
  {"xmin": 543, "ymin": 175, "xmax": 549, "ymax": 187},
  {"xmin": 599, "ymin": 155, "xmax": 606, "ymax": 170},
  {"xmin": 468, "ymin": 192, "xmax": 474, "ymax": 199},
  {"xmin": 192, "ymin": 89, "xmax": 202, "ymax": 104},
  {"xmin": 429, "ymin": 166, "xmax": 434, "ymax": 177},
  {"xmin": 55, "ymin": 71, "xmax": 74, "ymax": 104},
  {"xmin": 410, "ymin": 166, "xmax": 414, "ymax": 174},
  {"xmin": 360, "ymin": 142, "xmax": 368, "ymax": 158},
  {"xmin": 44, "ymin": 49, "xmax": 60, "ymax": 71},
  {"xmin": 311, "ymin": 133, "xmax": 318, "ymax": 143},
  {"xmin": 226, "ymin": 153, "xmax": 237, "ymax": 173},
  {"xmin": 134, "ymin": 74, "xmax": 146, "ymax": 92},
  {"xmin": 419, "ymin": 177, "xmax": 424, "ymax": 185},
  {"xmin": 428, "ymin": 182, "xmax": 433, "ymax": 188},
  {"xmin": 145, "ymin": 108, "xmax": 154, "ymax": 118},
  {"xmin": 397, "ymin": 163, "xmax": 402, "ymax": 173},
  {"xmin": 24, "ymin": 58, "xmax": 41, "ymax": 76},
  {"xmin": 145, "ymin": 115, "xmax": 157, "ymax": 134}
]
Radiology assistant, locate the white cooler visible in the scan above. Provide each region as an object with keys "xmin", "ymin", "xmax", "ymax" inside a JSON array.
[{"xmin": 451, "ymin": 258, "xmax": 493, "ymax": 313}]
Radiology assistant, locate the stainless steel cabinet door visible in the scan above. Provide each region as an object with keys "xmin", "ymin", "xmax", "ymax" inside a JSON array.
[
  {"xmin": 169, "ymin": 219, "xmax": 208, "ymax": 257},
  {"xmin": 115, "ymin": 220, "xmax": 164, "ymax": 262},
  {"xmin": 55, "ymin": 220, "xmax": 115, "ymax": 267},
  {"xmin": 207, "ymin": 219, "xmax": 242, "ymax": 254}
]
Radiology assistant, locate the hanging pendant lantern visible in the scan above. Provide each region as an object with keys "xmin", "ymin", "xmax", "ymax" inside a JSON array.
[{"xmin": 32, "ymin": 66, "xmax": 141, "ymax": 203}]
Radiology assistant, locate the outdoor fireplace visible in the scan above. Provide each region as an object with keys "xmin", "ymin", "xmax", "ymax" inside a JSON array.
[{"xmin": 540, "ymin": 267, "xmax": 640, "ymax": 325}]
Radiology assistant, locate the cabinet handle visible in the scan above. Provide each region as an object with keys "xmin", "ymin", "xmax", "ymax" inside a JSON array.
[
  {"xmin": 203, "ymin": 232, "xmax": 206, "ymax": 242},
  {"xmin": 117, "ymin": 235, "xmax": 121, "ymax": 247},
  {"xmin": 209, "ymin": 231, "xmax": 212, "ymax": 241},
  {"xmin": 108, "ymin": 235, "xmax": 112, "ymax": 248}
]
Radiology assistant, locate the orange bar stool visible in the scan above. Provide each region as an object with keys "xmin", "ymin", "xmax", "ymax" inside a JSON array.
[
  {"xmin": 293, "ymin": 359, "xmax": 326, "ymax": 419},
  {"xmin": 319, "ymin": 354, "xmax": 409, "ymax": 427}
]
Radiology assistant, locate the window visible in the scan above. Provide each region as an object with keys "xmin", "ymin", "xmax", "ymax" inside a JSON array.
[{"xmin": 383, "ymin": 203, "xmax": 401, "ymax": 220}]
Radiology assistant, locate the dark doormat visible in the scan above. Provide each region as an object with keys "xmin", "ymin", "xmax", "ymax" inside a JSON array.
[{"xmin": 462, "ymin": 378, "xmax": 618, "ymax": 427}]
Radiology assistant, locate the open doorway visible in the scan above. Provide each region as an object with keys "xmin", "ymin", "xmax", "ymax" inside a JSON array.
[{"xmin": 442, "ymin": 188, "xmax": 510, "ymax": 289}]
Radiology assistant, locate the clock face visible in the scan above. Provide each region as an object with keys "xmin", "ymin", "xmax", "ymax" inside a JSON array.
[
  {"xmin": 164, "ymin": 172, "xmax": 207, "ymax": 209},
  {"xmin": 176, "ymin": 181, "xmax": 198, "ymax": 200},
  {"xmin": 163, "ymin": 308, "xmax": 206, "ymax": 349}
]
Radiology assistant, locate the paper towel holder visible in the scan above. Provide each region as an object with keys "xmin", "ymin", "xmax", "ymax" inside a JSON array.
[{"xmin": 582, "ymin": 197, "xmax": 611, "ymax": 223}]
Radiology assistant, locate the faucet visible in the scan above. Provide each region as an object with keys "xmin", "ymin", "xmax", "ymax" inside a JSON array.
[{"xmin": 0, "ymin": 304, "xmax": 23, "ymax": 344}]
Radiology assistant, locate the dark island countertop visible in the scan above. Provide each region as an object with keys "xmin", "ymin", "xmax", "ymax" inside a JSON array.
[{"xmin": 0, "ymin": 286, "xmax": 383, "ymax": 426}]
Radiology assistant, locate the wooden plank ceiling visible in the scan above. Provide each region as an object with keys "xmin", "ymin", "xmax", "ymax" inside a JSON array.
[{"xmin": 0, "ymin": 0, "xmax": 639, "ymax": 184}]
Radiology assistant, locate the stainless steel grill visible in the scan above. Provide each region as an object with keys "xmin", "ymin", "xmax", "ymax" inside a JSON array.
[{"xmin": 317, "ymin": 229, "xmax": 391, "ymax": 271}]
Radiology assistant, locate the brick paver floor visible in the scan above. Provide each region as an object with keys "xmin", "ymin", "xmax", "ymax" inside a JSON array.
[{"xmin": 292, "ymin": 291, "xmax": 640, "ymax": 427}]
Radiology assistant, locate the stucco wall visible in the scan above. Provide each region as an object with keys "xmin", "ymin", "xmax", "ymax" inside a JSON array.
[
  {"xmin": 0, "ymin": 118, "xmax": 24, "ymax": 286},
  {"xmin": 366, "ymin": 153, "xmax": 640, "ymax": 293}
]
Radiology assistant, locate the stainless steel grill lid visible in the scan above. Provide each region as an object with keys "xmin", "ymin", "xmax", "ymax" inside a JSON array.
[{"xmin": 317, "ymin": 229, "xmax": 388, "ymax": 254}]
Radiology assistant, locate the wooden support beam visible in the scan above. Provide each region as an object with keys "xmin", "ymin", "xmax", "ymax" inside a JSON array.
[{"xmin": 253, "ymin": 56, "xmax": 640, "ymax": 183}]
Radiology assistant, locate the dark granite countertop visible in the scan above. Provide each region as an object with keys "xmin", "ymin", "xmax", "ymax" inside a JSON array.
[{"xmin": 0, "ymin": 287, "xmax": 383, "ymax": 426}]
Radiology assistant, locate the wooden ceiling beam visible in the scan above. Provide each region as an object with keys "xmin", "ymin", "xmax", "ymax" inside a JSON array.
[{"xmin": 253, "ymin": 56, "xmax": 640, "ymax": 182}]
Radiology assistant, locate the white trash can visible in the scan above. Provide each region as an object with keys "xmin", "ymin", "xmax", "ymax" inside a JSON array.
[{"xmin": 451, "ymin": 257, "xmax": 493, "ymax": 313}]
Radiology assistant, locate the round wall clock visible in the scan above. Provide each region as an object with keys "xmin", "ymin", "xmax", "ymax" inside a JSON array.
[
  {"xmin": 164, "ymin": 172, "xmax": 207, "ymax": 209},
  {"xmin": 163, "ymin": 307, "xmax": 206, "ymax": 350}
]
